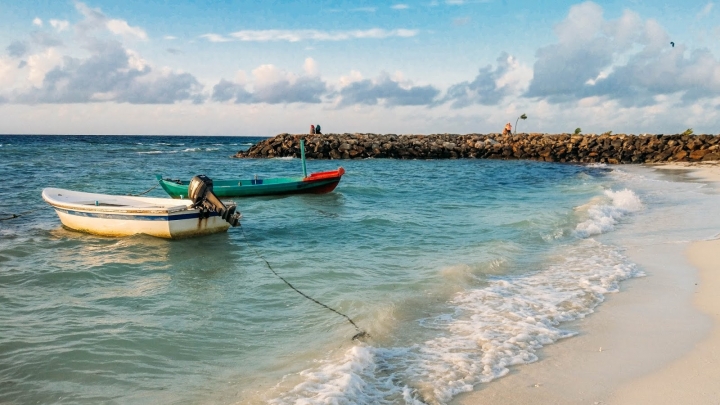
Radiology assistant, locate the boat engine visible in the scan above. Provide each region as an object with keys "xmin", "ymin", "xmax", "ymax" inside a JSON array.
[{"xmin": 188, "ymin": 175, "xmax": 241, "ymax": 227}]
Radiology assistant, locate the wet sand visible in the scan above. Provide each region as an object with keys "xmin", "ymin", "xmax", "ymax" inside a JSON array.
[{"xmin": 451, "ymin": 163, "xmax": 720, "ymax": 405}]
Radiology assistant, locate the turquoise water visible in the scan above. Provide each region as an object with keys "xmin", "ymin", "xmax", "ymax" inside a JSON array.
[{"xmin": 1, "ymin": 135, "xmax": 716, "ymax": 404}]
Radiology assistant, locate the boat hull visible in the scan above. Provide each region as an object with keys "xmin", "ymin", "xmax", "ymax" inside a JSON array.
[
  {"xmin": 52, "ymin": 207, "xmax": 230, "ymax": 239},
  {"xmin": 42, "ymin": 188, "xmax": 232, "ymax": 239},
  {"xmin": 158, "ymin": 168, "xmax": 344, "ymax": 199}
]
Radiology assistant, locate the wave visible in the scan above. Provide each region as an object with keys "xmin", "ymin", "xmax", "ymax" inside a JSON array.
[
  {"xmin": 574, "ymin": 189, "xmax": 643, "ymax": 237},
  {"xmin": 269, "ymin": 239, "xmax": 643, "ymax": 404}
]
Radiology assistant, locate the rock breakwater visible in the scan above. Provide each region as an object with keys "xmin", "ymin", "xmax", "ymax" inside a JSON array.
[{"xmin": 234, "ymin": 133, "xmax": 720, "ymax": 163}]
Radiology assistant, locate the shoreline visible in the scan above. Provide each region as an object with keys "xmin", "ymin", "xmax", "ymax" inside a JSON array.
[{"xmin": 451, "ymin": 163, "xmax": 720, "ymax": 405}]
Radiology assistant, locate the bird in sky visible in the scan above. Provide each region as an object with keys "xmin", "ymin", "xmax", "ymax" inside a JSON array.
[{"xmin": 671, "ymin": 41, "xmax": 675, "ymax": 47}]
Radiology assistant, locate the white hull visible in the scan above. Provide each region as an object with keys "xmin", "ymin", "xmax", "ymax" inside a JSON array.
[{"xmin": 43, "ymin": 188, "xmax": 232, "ymax": 239}]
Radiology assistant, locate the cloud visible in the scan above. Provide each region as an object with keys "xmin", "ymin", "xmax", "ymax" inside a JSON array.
[
  {"xmin": 697, "ymin": 2, "xmax": 714, "ymax": 18},
  {"xmin": 202, "ymin": 28, "xmax": 419, "ymax": 42},
  {"xmin": 106, "ymin": 19, "xmax": 148, "ymax": 40},
  {"xmin": 49, "ymin": 19, "xmax": 70, "ymax": 32},
  {"xmin": 444, "ymin": 52, "xmax": 516, "ymax": 107},
  {"xmin": 31, "ymin": 32, "xmax": 63, "ymax": 48},
  {"xmin": 164, "ymin": 35, "xmax": 177, "ymax": 40},
  {"xmin": 211, "ymin": 79, "xmax": 252, "ymax": 103},
  {"xmin": 5, "ymin": 21, "xmax": 64, "ymax": 60},
  {"xmin": 74, "ymin": 2, "xmax": 147, "ymax": 40},
  {"xmin": 13, "ymin": 40, "xmax": 203, "ymax": 104},
  {"xmin": 212, "ymin": 60, "xmax": 328, "ymax": 104},
  {"xmin": 7, "ymin": 41, "xmax": 29, "ymax": 58},
  {"xmin": 351, "ymin": 7, "xmax": 377, "ymax": 12},
  {"xmin": 392, "ymin": 4, "xmax": 410, "ymax": 9},
  {"xmin": 525, "ymin": 1, "xmax": 720, "ymax": 106},
  {"xmin": 303, "ymin": 57, "xmax": 318, "ymax": 76},
  {"xmin": 200, "ymin": 33, "xmax": 232, "ymax": 42},
  {"xmin": 166, "ymin": 48, "xmax": 183, "ymax": 55},
  {"xmin": 33, "ymin": 18, "xmax": 43, "ymax": 27},
  {"xmin": 338, "ymin": 73, "xmax": 440, "ymax": 107}
]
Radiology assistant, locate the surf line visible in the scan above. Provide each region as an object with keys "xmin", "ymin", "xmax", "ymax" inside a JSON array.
[{"xmin": 238, "ymin": 223, "xmax": 369, "ymax": 341}]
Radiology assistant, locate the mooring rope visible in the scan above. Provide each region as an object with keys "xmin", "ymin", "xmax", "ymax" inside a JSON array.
[
  {"xmin": 0, "ymin": 207, "xmax": 43, "ymax": 221},
  {"xmin": 127, "ymin": 183, "xmax": 159, "ymax": 196},
  {"xmin": 238, "ymin": 223, "xmax": 369, "ymax": 341}
]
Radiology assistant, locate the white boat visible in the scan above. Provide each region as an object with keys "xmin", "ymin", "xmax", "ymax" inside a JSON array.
[{"xmin": 42, "ymin": 176, "xmax": 242, "ymax": 239}]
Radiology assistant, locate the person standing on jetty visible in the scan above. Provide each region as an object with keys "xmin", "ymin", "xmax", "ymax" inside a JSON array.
[
  {"xmin": 315, "ymin": 124, "xmax": 322, "ymax": 134},
  {"xmin": 503, "ymin": 122, "xmax": 512, "ymax": 135},
  {"xmin": 310, "ymin": 124, "xmax": 315, "ymax": 135}
]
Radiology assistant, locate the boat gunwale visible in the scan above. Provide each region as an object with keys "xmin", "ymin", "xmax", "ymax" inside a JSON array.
[
  {"xmin": 156, "ymin": 167, "xmax": 344, "ymax": 198},
  {"xmin": 42, "ymin": 188, "xmax": 192, "ymax": 215}
]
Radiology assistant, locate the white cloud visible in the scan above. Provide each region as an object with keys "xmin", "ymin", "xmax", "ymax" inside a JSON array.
[
  {"xmin": 338, "ymin": 70, "xmax": 364, "ymax": 88},
  {"xmin": 49, "ymin": 19, "xmax": 70, "ymax": 32},
  {"xmin": 337, "ymin": 72, "xmax": 441, "ymax": 107},
  {"xmin": 0, "ymin": 57, "xmax": 18, "ymax": 88},
  {"xmin": 392, "ymin": 4, "xmax": 409, "ymax": 9},
  {"xmin": 252, "ymin": 64, "xmax": 287, "ymax": 87},
  {"xmin": 211, "ymin": 60, "xmax": 328, "ymax": 104},
  {"xmin": 234, "ymin": 70, "xmax": 248, "ymax": 85},
  {"xmin": 526, "ymin": 1, "xmax": 720, "ymax": 106},
  {"xmin": 303, "ymin": 57, "xmax": 318, "ymax": 76},
  {"xmin": 351, "ymin": 7, "xmax": 376, "ymax": 12},
  {"xmin": 164, "ymin": 35, "xmax": 177, "ymax": 40},
  {"xmin": 106, "ymin": 19, "xmax": 148, "ymax": 40},
  {"xmin": 212, "ymin": 28, "xmax": 419, "ymax": 42},
  {"xmin": 73, "ymin": 2, "xmax": 147, "ymax": 41},
  {"xmin": 697, "ymin": 2, "xmax": 714, "ymax": 18},
  {"xmin": 200, "ymin": 33, "xmax": 232, "ymax": 42},
  {"xmin": 444, "ymin": 52, "xmax": 523, "ymax": 108},
  {"xmin": 33, "ymin": 17, "xmax": 43, "ymax": 27}
]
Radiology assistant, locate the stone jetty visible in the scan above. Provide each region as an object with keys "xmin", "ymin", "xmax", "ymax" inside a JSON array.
[{"xmin": 234, "ymin": 133, "xmax": 720, "ymax": 164}]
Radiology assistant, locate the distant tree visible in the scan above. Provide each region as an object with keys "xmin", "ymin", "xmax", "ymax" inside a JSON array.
[
  {"xmin": 574, "ymin": 128, "xmax": 582, "ymax": 135},
  {"xmin": 681, "ymin": 128, "xmax": 694, "ymax": 136},
  {"xmin": 601, "ymin": 130, "xmax": 613, "ymax": 136},
  {"xmin": 515, "ymin": 113, "xmax": 527, "ymax": 135}
]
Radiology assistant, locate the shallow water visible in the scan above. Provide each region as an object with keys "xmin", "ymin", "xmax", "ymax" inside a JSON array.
[{"xmin": 0, "ymin": 135, "xmax": 717, "ymax": 404}]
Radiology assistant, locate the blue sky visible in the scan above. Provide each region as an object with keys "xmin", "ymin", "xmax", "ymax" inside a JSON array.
[{"xmin": 0, "ymin": 0, "xmax": 719, "ymax": 135}]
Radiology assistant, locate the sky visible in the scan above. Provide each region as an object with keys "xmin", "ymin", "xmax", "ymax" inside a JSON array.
[{"xmin": 0, "ymin": 0, "xmax": 719, "ymax": 135}]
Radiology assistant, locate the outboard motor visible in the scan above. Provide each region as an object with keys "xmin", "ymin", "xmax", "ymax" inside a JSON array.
[{"xmin": 188, "ymin": 175, "xmax": 241, "ymax": 227}]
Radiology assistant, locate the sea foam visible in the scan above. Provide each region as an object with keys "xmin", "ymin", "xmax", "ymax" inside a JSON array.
[
  {"xmin": 270, "ymin": 239, "xmax": 643, "ymax": 404},
  {"xmin": 574, "ymin": 189, "xmax": 643, "ymax": 237}
]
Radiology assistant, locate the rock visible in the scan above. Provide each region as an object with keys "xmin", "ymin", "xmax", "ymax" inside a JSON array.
[
  {"xmin": 689, "ymin": 149, "xmax": 710, "ymax": 160},
  {"xmin": 233, "ymin": 133, "xmax": 720, "ymax": 163}
]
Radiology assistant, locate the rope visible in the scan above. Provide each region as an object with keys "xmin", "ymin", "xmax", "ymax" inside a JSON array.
[
  {"xmin": 238, "ymin": 223, "xmax": 369, "ymax": 341},
  {"xmin": 0, "ymin": 207, "xmax": 43, "ymax": 221},
  {"xmin": 127, "ymin": 183, "xmax": 159, "ymax": 196}
]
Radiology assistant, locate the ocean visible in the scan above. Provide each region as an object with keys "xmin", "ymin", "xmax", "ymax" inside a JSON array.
[{"xmin": 1, "ymin": 135, "xmax": 718, "ymax": 404}]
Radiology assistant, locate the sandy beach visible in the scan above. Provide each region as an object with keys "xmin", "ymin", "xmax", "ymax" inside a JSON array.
[{"xmin": 452, "ymin": 163, "xmax": 720, "ymax": 405}]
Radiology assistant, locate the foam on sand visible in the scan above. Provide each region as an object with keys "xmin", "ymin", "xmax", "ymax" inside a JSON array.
[{"xmin": 269, "ymin": 238, "xmax": 643, "ymax": 404}]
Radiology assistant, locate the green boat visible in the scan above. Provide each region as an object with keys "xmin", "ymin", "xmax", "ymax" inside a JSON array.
[
  {"xmin": 157, "ymin": 168, "xmax": 344, "ymax": 199},
  {"xmin": 157, "ymin": 139, "xmax": 345, "ymax": 199}
]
